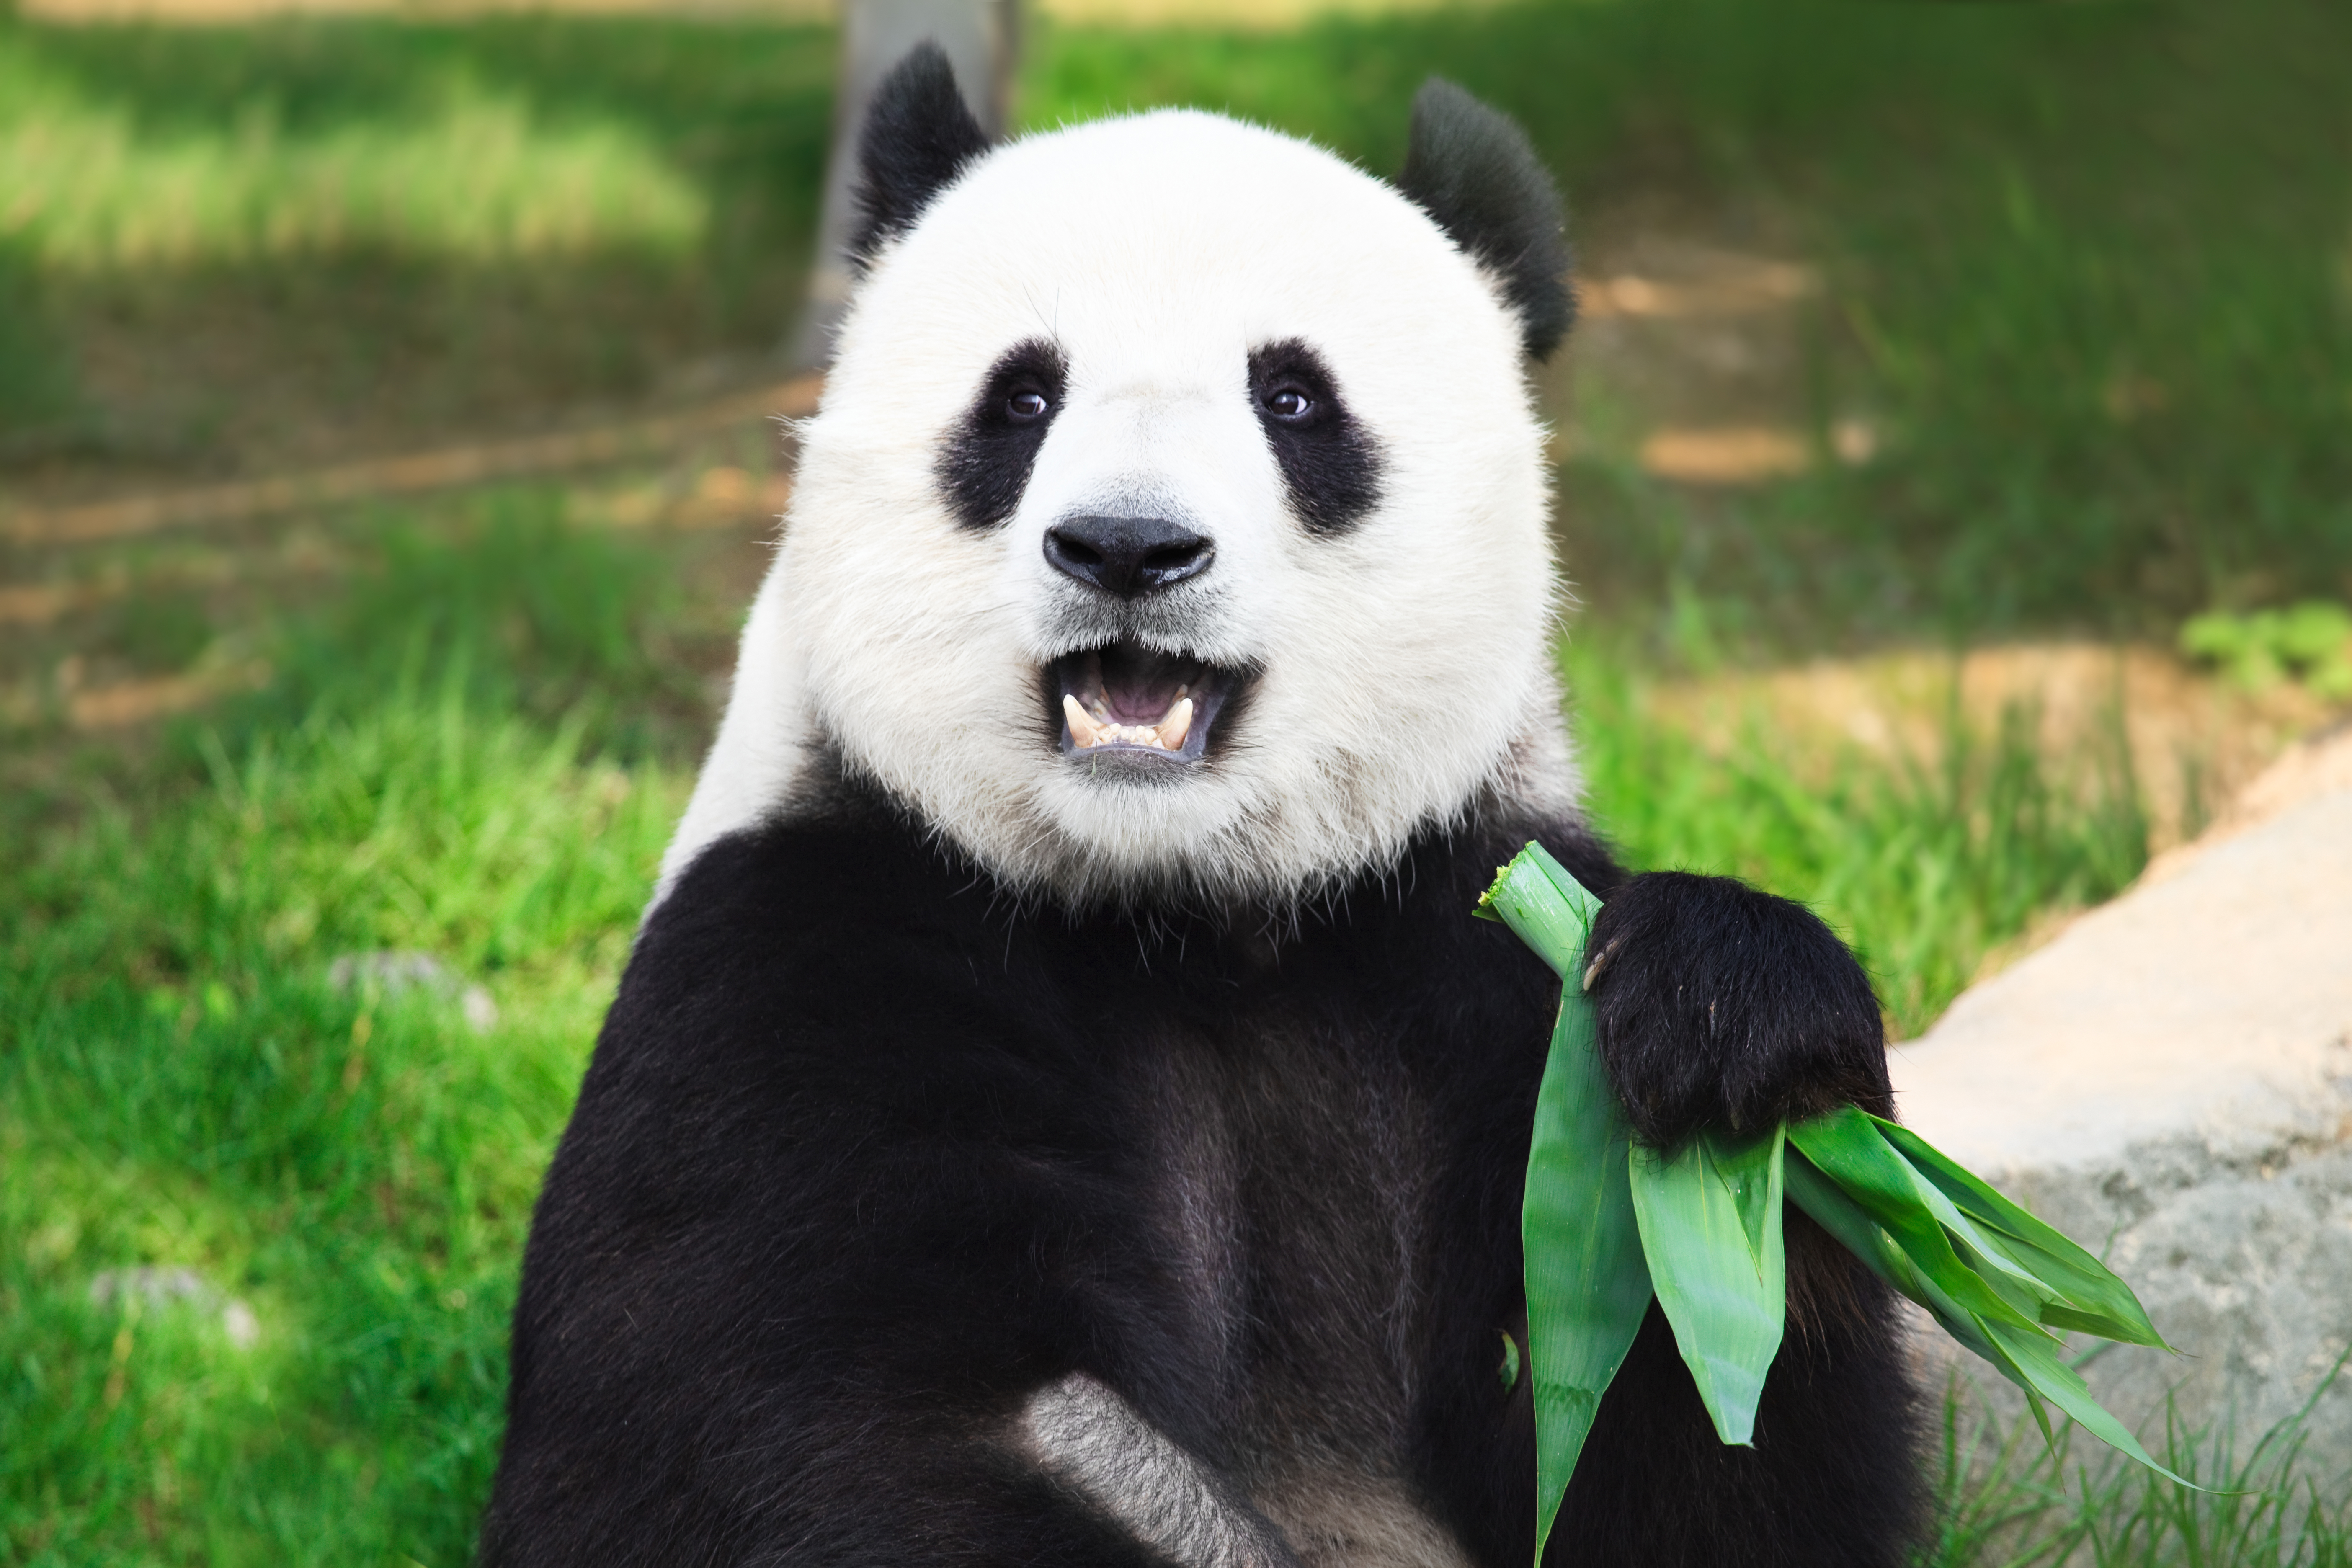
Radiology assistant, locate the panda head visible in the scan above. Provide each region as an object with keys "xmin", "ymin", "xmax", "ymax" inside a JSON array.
[{"xmin": 664, "ymin": 46, "xmax": 1581, "ymax": 912}]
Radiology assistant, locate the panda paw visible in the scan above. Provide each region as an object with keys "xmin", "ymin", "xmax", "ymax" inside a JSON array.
[{"xmin": 1583, "ymin": 871, "xmax": 1892, "ymax": 1149}]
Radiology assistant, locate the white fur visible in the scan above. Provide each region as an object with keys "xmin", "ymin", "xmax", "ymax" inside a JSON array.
[
  {"xmin": 1019, "ymin": 1373, "xmax": 1294, "ymax": 1568},
  {"xmin": 659, "ymin": 109, "xmax": 1573, "ymax": 910},
  {"xmin": 1016, "ymin": 1374, "xmax": 1478, "ymax": 1568}
]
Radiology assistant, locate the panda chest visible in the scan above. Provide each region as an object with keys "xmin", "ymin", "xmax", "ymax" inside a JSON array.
[{"xmin": 1120, "ymin": 1020, "xmax": 1476, "ymax": 1566}]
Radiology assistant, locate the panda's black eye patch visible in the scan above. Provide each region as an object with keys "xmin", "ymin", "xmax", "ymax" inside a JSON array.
[
  {"xmin": 939, "ymin": 338, "xmax": 1068, "ymax": 530},
  {"xmin": 1248, "ymin": 339, "xmax": 1382, "ymax": 535}
]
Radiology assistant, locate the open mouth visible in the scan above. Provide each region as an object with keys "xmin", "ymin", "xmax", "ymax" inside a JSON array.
[{"xmin": 1050, "ymin": 642, "xmax": 1247, "ymax": 766}]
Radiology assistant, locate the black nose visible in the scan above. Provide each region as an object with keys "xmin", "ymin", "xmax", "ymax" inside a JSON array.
[{"xmin": 1043, "ymin": 515, "xmax": 1215, "ymax": 598}]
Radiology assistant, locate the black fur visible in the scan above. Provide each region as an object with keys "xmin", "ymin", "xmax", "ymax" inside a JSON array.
[
  {"xmin": 1248, "ymin": 338, "xmax": 1384, "ymax": 535},
  {"xmin": 849, "ymin": 42, "xmax": 990, "ymax": 270},
  {"xmin": 483, "ymin": 781, "xmax": 1921, "ymax": 1565},
  {"xmin": 1396, "ymin": 80, "xmax": 1574, "ymax": 361},
  {"xmin": 939, "ymin": 338, "xmax": 1069, "ymax": 529},
  {"xmin": 1585, "ymin": 872, "xmax": 1895, "ymax": 1149}
]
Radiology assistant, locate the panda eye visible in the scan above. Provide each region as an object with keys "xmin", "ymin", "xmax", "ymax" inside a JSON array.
[
  {"xmin": 1006, "ymin": 389, "xmax": 1051, "ymax": 422},
  {"xmin": 1264, "ymin": 386, "xmax": 1315, "ymax": 422}
]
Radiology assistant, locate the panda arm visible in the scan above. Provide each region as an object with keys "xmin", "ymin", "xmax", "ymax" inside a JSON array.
[
  {"xmin": 479, "ymin": 826, "xmax": 1202, "ymax": 1568},
  {"xmin": 1581, "ymin": 869, "xmax": 1893, "ymax": 1150}
]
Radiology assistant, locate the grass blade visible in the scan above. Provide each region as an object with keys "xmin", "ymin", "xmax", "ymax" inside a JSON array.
[
  {"xmin": 1480, "ymin": 846, "xmax": 1654, "ymax": 1563},
  {"xmin": 1630, "ymin": 1125, "xmax": 1787, "ymax": 1445}
]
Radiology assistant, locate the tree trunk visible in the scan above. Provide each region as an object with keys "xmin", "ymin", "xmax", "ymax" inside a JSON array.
[{"xmin": 787, "ymin": 0, "xmax": 1019, "ymax": 371}]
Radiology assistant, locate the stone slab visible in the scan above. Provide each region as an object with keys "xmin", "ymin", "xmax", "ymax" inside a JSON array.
[{"xmin": 1890, "ymin": 737, "xmax": 2352, "ymax": 1467}]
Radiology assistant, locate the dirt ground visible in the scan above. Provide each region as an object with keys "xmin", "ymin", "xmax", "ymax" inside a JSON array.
[{"xmin": 1644, "ymin": 642, "xmax": 2338, "ymax": 857}]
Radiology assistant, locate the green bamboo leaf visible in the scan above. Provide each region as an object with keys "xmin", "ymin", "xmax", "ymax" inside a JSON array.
[
  {"xmin": 1978, "ymin": 1318, "xmax": 2205, "ymax": 1490},
  {"xmin": 1480, "ymin": 846, "xmax": 1653, "ymax": 1565},
  {"xmin": 1785, "ymin": 1150, "xmax": 2006, "ymax": 1366},
  {"xmin": 1786, "ymin": 1107, "xmax": 2047, "ymax": 1336},
  {"xmin": 1872, "ymin": 1117, "xmax": 2169, "ymax": 1349},
  {"xmin": 1630, "ymin": 1126, "xmax": 1786, "ymax": 1445},
  {"xmin": 1484, "ymin": 843, "xmax": 2197, "ymax": 1519},
  {"xmin": 1787, "ymin": 1118, "xmax": 2206, "ymax": 1489},
  {"xmin": 1889, "ymin": 1162, "xmax": 2065, "ymax": 1322}
]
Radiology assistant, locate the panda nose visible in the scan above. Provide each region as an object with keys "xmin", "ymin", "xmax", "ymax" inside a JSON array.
[{"xmin": 1044, "ymin": 515, "xmax": 1215, "ymax": 598}]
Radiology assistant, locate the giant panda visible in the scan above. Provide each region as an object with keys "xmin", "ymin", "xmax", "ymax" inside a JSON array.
[{"xmin": 482, "ymin": 46, "xmax": 1920, "ymax": 1568}]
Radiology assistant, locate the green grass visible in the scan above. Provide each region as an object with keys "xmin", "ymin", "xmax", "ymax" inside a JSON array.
[
  {"xmin": 0, "ymin": 57, "xmax": 705, "ymax": 269},
  {"xmin": 0, "ymin": 692, "xmax": 678, "ymax": 1564},
  {"xmin": 1919, "ymin": 1365, "xmax": 2352, "ymax": 1568},
  {"xmin": 1, "ymin": 521, "xmax": 689, "ymax": 1562},
  {"xmin": 0, "ymin": 11, "xmax": 836, "ymax": 458},
  {"xmin": 0, "ymin": 13, "xmax": 833, "ymax": 269}
]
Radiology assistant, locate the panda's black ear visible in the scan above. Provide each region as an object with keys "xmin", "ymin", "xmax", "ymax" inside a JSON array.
[
  {"xmin": 849, "ymin": 42, "xmax": 990, "ymax": 270},
  {"xmin": 1396, "ymin": 79, "xmax": 1573, "ymax": 361}
]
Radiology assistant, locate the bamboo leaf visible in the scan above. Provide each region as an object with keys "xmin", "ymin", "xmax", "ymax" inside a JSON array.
[
  {"xmin": 1630, "ymin": 1126, "xmax": 1786, "ymax": 1445},
  {"xmin": 1786, "ymin": 1106, "xmax": 2048, "ymax": 1336},
  {"xmin": 1481, "ymin": 846, "xmax": 1653, "ymax": 1565},
  {"xmin": 1890, "ymin": 1163, "xmax": 2065, "ymax": 1322},
  {"xmin": 1978, "ymin": 1318, "xmax": 2204, "ymax": 1490},
  {"xmin": 1786, "ymin": 1116, "xmax": 2205, "ymax": 1489},
  {"xmin": 1872, "ymin": 1117, "xmax": 2169, "ymax": 1349},
  {"xmin": 1785, "ymin": 1150, "xmax": 2006, "ymax": 1365},
  {"xmin": 1483, "ymin": 842, "xmax": 2196, "ymax": 1520}
]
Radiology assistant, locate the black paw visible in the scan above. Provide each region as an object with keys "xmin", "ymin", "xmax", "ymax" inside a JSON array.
[{"xmin": 1584, "ymin": 871, "xmax": 1890, "ymax": 1148}]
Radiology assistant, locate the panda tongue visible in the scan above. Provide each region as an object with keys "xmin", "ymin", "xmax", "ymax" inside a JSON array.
[
  {"xmin": 1097, "ymin": 647, "xmax": 1189, "ymax": 725},
  {"xmin": 1058, "ymin": 644, "xmax": 1207, "ymax": 750}
]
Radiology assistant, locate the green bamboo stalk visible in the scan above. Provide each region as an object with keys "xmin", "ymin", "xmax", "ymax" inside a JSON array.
[{"xmin": 1478, "ymin": 846, "xmax": 1653, "ymax": 1564}]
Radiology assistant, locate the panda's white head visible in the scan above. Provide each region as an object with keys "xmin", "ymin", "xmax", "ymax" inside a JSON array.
[{"xmin": 663, "ymin": 47, "xmax": 1580, "ymax": 912}]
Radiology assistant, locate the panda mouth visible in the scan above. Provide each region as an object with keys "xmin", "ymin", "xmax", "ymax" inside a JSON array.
[{"xmin": 1049, "ymin": 642, "xmax": 1246, "ymax": 766}]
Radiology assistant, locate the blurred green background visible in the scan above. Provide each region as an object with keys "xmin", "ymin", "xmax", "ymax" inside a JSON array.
[{"xmin": 3, "ymin": 0, "xmax": 2350, "ymax": 1560}]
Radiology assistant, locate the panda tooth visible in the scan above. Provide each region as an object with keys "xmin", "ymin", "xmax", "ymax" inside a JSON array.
[
  {"xmin": 1155, "ymin": 698, "xmax": 1194, "ymax": 750},
  {"xmin": 1063, "ymin": 694, "xmax": 1104, "ymax": 748}
]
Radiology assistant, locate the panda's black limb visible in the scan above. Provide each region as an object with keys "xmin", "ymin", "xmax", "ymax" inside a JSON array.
[
  {"xmin": 480, "ymin": 782, "xmax": 1921, "ymax": 1566},
  {"xmin": 1586, "ymin": 870, "xmax": 1898, "ymax": 1149}
]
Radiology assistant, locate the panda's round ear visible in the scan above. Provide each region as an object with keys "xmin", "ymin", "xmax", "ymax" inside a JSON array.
[
  {"xmin": 849, "ymin": 42, "xmax": 991, "ymax": 271},
  {"xmin": 1396, "ymin": 79, "xmax": 1573, "ymax": 361}
]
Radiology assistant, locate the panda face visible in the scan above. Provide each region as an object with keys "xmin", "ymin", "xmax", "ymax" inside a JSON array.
[{"xmin": 666, "ymin": 107, "xmax": 1578, "ymax": 911}]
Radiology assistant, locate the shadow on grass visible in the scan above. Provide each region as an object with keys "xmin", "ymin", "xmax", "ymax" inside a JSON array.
[{"xmin": 0, "ymin": 10, "xmax": 834, "ymax": 469}]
